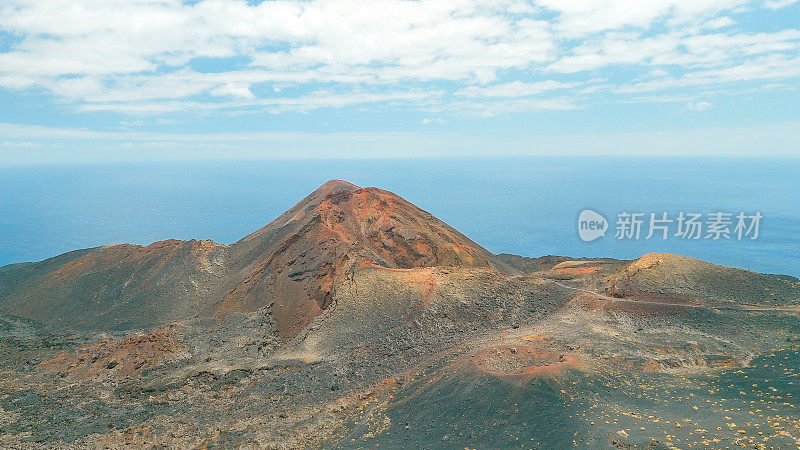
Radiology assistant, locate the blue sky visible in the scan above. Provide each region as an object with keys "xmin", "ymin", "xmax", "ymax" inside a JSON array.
[{"xmin": 1, "ymin": 0, "xmax": 799, "ymax": 165}]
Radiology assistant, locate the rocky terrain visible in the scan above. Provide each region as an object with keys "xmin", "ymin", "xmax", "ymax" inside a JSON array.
[{"xmin": 1, "ymin": 181, "xmax": 799, "ymax": 449}]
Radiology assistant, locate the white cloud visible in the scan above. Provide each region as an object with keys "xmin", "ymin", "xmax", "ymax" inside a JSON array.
[
  {"xmin": 687, "ymin": 100, "xmax": 713, "ymax": 110},
  {"xmin": 0, "ymin": 0, "xmax": 798, "ymax": 115},
  {"xmin": 210, "ymin": 82, "xmax": 255, "ymax": 99},
  {"xmin": 704, "ymin": 16, "xmax": 736, "ymax": 28},
  {"xmin": 75, "ymin": 89, "xmax": 443, "ymax": 114},
  {"xmin": 536, "ymin": 0, "xmax": 750, "ymax": 37},
  {"xmin": 764, "ymin": 0, "xmax": 799, "ymax": 9},
  {"xmin": 440, "ymin": 97, "xmax": 580, "ymax": 117},
  {"xmin": 547, "ymin": 29, "xmax": 800, "ymax": 73},
  {"xmin": 616, "ymin": 54, "xmax": 800, "ymax": 93},
  {"xmin": 454, "ymin": 80, "xmax": 579, "ymax": 98}
]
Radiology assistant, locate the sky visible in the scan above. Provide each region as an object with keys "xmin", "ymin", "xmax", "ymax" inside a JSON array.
[{"xmin": 1, "ymin": 0, "xmax": 799, "ymax": 165}]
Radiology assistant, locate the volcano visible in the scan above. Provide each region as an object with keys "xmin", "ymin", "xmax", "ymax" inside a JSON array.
[{"xmin": 0, "ymin": 180, "xmax": 516, "ymax": 338}]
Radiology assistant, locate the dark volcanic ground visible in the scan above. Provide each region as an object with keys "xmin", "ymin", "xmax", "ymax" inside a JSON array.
[{"xmin": 1, "ymin": 182, "xmax": 799, "ymax": 449}]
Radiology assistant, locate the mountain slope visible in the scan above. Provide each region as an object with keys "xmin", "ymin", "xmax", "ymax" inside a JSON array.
[
  {"xmin": 0, "ymin": 180, "xmax": 517, "ymax": 338},
  {"xmin": 216, "ymin": 180, "xmax": 517, "ymax": 337},
  {"xmin": 603, "ymin": 253, "xmax": 800, "ymax": 306},
  {"xmin": 0, "ymin": 239, "xmax": 226, "ymax": 331}
]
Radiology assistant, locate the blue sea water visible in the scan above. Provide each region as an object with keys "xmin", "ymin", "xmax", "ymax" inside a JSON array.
[{"xmin": 0, "ymin": 157, "xmax": 798, "ymax": 276}]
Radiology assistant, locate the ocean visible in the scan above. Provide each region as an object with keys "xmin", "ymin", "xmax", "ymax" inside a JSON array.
[{"xmin": 1, "ymin": 157, "xmax": 798, "ymax": 276}]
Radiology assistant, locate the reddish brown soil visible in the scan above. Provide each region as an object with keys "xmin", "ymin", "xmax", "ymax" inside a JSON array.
[
  {"xmin": 472, "ymin": 346, "xmax": 578, "ymax": 378},
  {"xmin": 39, "ymin": 327, "xmax": 186, "ymax": 381},
  {"xmin": 523, "ymin": 334, "xmax": 547, "ymax": 341}
]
